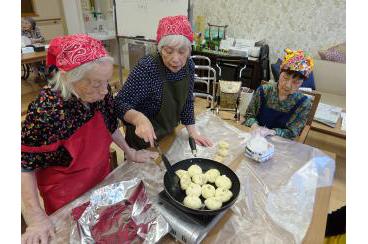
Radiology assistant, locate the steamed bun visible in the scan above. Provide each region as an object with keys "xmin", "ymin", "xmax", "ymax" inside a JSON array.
[
  {"xmin": 204, "ymin": 197, "xmax": 222, "ymax": 210},
  {"xmin": 201, "ymin": 184, "xmax": 216, "ymax": 199},
  {"xmin": 183, "ymin": 195, "xmax": 202, "ymax": 209},
  {"xmin": 205, "ymin": 169, "xmax": 221, "ymax": 183},
  {"xmin": 180, "ymin": 175, "xmax": 191, "ymax": 190},
  {"xmin": 215, "ymin": 187, "xmax": 233, "ymax": 202},
  {"xmin": 218, "ymin": 140, "xmax": 229, "ymax": 149},
  {"xmin": 192, "ymin": 173, "xmax": 207, "ymax": 186},
  {"xmin": 188, "ymin": 164, "xmax": 202, "ymax": 177},
  {"xmin": 185, "ymin": 182, "xmax": 202, "ymax": 197},
  {"xmin": 175, "ymin": 169, "xmax": 189, "ymax": 179},
  {"xmin": 217, "ymin": 148, "xmax": 228, "ymax": 157},
  {"xmin": 215, "ymin": 175, "xmax": 232, "ymax": 190}
]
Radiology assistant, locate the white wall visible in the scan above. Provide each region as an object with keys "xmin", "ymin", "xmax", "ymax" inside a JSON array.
[
  {"xmin": 61, "ymin": 0, "xmax": 85, "ymax": 34},
  {"xmin": 192, "ymin": 0, "xmax": 346, "ymax": 63}
]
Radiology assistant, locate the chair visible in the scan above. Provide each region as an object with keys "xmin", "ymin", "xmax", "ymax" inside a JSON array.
[
  {"xmin": 214, "ymin": 56, "xmax": 248, "ymax": 119},
  {"xmin": 296, "ymin": 89, "xmax": 321, "ymax": 143},
  {"xmin": 215, "ymin": 56, "xmax": 248, "ymax": 83},
  {"xmin": 22, "ymin": 64, "xmax": 31, "ymax": 80},
  {"xmin": 191, "ymin": 55, "xmax": 217, "ymax": 109},
  {"xmin": 260, "ymin": 81, "xmax": 321, "ymax": 143}
]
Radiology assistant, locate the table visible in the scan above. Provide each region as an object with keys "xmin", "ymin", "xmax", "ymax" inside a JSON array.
[
  {"xmin": 311, "ymin": 118, "xmax": 346, "ymax": 139},
  {"xmin": 21, "ymin": 51, "xmax": 47, "ymax": 65},
  {"xmin": 164, "ymin": 102, "xmax": 334, "ymax": 243},
  {"xmin": 311, "ymin": 91, "xmax": 346, "ymax": 139},
  {"xmin": 21, "ymin": 51, "xmax": 47, "ymax": 80},
  {"xmin": 148, "ymin": 116, "xmax": 333, "ymax": 244},
  {"xmin": 49, "ymin": 106, "xmax": 334, "ymax": 243}
]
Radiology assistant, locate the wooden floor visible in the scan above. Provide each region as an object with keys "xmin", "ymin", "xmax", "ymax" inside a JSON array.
[{"xmin": 21, "ymin": 66, "xmax": 346, "ymax": 213}]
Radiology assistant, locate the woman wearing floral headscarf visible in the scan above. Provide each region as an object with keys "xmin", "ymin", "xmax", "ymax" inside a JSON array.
[
  {"xmin": 244, "ymin": 48, "xmax": 314, "ymax": 139},
  {"xmin": 21, "ymin": 34, "xmax": 157, "ymax": 244},
  {"xmin": 115, "ymin": 15, "xmax": 213, "ymax": 149}
]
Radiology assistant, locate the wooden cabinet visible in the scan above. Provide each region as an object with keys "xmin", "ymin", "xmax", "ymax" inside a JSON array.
[
  {"xmin": 30, "ymin": 0, "xmax": 66, "ymax": 42},
  {"xmin": 22, "ymin": 0, "xmax": 37, "ymax": 17}
]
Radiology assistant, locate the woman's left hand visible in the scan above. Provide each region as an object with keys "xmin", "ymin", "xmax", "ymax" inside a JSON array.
[
  {"xmin": 190, "ymin": 132, "xmax": 213, "ymax": 147},
  {"xmin": 125, "ymin": 148, "xmax": 158, "ymax": 163}
]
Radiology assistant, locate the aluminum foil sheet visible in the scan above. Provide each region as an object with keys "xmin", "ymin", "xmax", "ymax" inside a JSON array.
[
  {"xmin": 165, "ymin": 111, "xmax": 251, "ymax": 166},
  {"xmin": 69, "ymin": 179, "xmax": 162, "ymax": 243},
  {"xmin": 49, "ymin": 161, "xmax": 169, "ymax": 243}
]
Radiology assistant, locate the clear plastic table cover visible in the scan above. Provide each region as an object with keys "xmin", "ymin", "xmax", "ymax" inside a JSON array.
[
  {"xmin": 165, "ymin": 111, "xmax": 251, "ymax": 166},
  {"xmin": 164, "ymin": 111, "xmax": 335, "ymax": 243},
  {"xmin": 212, "ymin": 137, "xmax": 335, "ymax": 244},
  {"xmin": 49, "ymin": 111, "xmax": 335, "ymax": 244},
  {"xmin": 49, "ymin": 161, "xmax": 170, "ymax": 243}
]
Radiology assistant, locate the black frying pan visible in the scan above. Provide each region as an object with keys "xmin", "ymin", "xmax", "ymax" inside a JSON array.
[{"xmin": 163, "ymin": 157, "xmax": 241, "ymax": 216}]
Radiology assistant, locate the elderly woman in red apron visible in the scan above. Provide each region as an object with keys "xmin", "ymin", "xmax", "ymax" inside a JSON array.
[
  {"xmin": 115, "ymin": 15, "xmax": 213, "ymax": 149},
  {"xmin": 21, "ymin": 34, "xmax": 157, "ymax": 244},
  {"xmin": 244, "ymin": 49, "xmax": 314, "ymax": 139}
]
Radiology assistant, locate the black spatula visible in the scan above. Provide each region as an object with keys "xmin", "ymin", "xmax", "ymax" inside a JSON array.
[{"xmin": 154, "ymin": 141, "xmax": 180, "ymax": 191}]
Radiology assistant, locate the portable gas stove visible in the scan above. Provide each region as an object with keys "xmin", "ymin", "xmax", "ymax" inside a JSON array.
[{"xmin": 156, "ymin": 191, "xmax": 227, "ymax": 244}]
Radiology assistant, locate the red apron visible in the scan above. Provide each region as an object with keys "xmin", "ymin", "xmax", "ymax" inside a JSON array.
[{"xmin": 34, "ymin": 111, "xmax": 112, "ymax": 215}]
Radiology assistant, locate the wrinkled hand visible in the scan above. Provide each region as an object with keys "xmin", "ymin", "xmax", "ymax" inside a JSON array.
[
  {"xmin": 134, "ymin": 115, "xmax": 156, "ymax": 147},
  {"xmin": 125, "ymin": 148, "xmax": 159, "ymax": 163},
  {"xmin": 250, "ymin": 124, "xmax": 276, "ymax": 137},
  {"xmin": 190, "ymin": 132, "xmax": 213, "ymax": 147},
  {"xmin": 22, "ymin": 213, "xmax": 55, "ymax": 244}
]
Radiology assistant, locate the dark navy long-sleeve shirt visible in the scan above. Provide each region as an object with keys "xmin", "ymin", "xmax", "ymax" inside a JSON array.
[{"xmin": 114, "ymin": 55, "xmax": 195, "ymax": 125}]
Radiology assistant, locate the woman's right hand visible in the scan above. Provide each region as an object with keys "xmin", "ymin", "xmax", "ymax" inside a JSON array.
[
  {"xmin": 134, "ymin": 114, "xmax": 157, "ymax": 147},
  {"xmin": 22, "ymin": 212, "xmax": 55, "ymax": 244}
]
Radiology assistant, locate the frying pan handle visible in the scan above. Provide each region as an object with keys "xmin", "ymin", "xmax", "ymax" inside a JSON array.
[
  {"xmin": 154, "ymin": 141, "xmax": 175, "ymax": 175},
  {"xmin": 189, "ymin": 136, "xmax": 197, "ymax": 156}
]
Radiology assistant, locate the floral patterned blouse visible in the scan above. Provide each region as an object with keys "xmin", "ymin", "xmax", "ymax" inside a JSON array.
[
  {"xmin": 244, "ymin": 83, "xmax": 312, "ymax": 139},
  {"xmin": 21, "ymin": 85, "xmax": 118, "ymax": 172}
]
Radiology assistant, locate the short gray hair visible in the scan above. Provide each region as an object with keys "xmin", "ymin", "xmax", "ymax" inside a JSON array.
[
  {"xmin": 48, "ymin": 56, "xmax": 114, "ymax": 100},
  {"xmin": 157, "ymin": 35, "xmax": 192, "ymax": 53}
]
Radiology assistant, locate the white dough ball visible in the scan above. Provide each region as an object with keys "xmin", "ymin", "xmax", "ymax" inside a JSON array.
[
  {"xmin": 215, "ymin": 175, "xmax": 232, "ymax": 190},
  {"xmin": 215, "ymin": 187, "xmax": 233, "ymax": 202},
  {"xmin": 204, "ymin": 197, "xmax": 222, "ymax": 210},
  {"xmin": 213, "ymin": 155, "xmax": 224, "ymax": 163},
  {"xmin": 218, "ymin": 140, "xmax": 229, "ymax": 149},
  {"xmin": 175, "ymin": 169, "xmax": 189, "ymax": 179},
  {"xmin": 205, "ymin": 169, "xmax": 221, "ymax": 183},
  {"xmin": 188, "ymin": 164, "xmax": 202, "ymax": 177},
  {"xmin": 183, "ymin": 195, "xmax": 202, "ymax": 209},
  {"xmin": 201, "ymin": 184, "xmax": 216, "ymax": 199},
  {"xmin": 185, "ymin": 182, "xmax": 202, "ymax": 197},
  {"xmin": 192, "ymin": 173, "xmax": 207, "ymax": 185},
  {"xmin": 217, "ymin": 148, "xmax": 228, "ymax": 157},
  {"xmin": 180, "ymin": 175, "xmax": 192, "ymax": 190}
]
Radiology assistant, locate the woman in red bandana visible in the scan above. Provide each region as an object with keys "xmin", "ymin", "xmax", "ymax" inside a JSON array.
[
  {"xmin": 21, "ymin": 34, "xmax": 157, "ymax": 244},
  {"xmin": 115, "ymin": 15, "xmax": 213, "ymax": 149}
]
